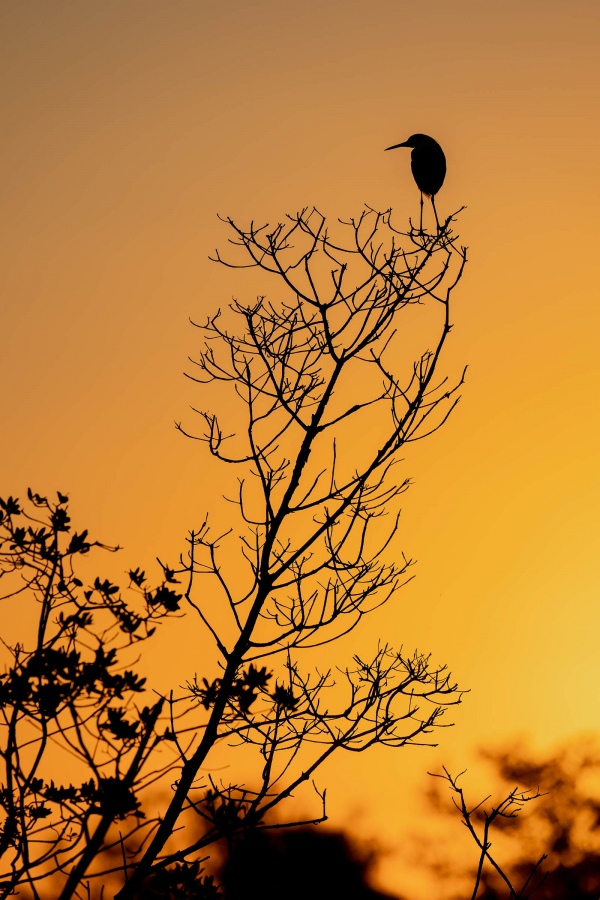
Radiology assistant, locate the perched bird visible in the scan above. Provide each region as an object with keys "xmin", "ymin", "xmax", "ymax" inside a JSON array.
[{"xmin": 385, "ymin": 133, "xmax": 446, "ymax": 231}]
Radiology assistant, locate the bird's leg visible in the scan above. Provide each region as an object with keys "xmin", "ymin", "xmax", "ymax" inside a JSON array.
[
  {"xmin": 431, "ymin": 196, "xmax": 441, "ymax": 233},
  {"xmin": 419, "ymin": 192, "xmax": 424, "ymax": 234}
]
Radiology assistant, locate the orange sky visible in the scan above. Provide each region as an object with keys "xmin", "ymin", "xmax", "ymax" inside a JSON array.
[{"xmin": 2, "ymin": 2, "xmax": 600, "ymax": 895}]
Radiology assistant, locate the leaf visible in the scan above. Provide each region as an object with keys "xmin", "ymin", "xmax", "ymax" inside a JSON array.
[
  {"xmin": 94, "ymin": 577, "xmax": 120, "ymax": 596},
  {"xmin": 270, "ymin": 683, "xmax": 298, "ymax": 712},
  {"xmin": 28, "ymin": 488, "xmax": 47, "ymax": 506},
  {"xmin": 94, "ymin": 777, "xmax": 143, "ymax": 820},
  {"xmin": 194, "ymin": 678, "xmax": 221, "ymax": 710},
  {"xmin": 67, "ymin": 530, "xmax": 90, "ymax": 555},
  {"xmin": 44, "ymin": 781, "xmax": 79, "ymax": 803},
  {"xmin": 1, "ymin": 496, "xmax": 21, "ymax": 516},
  {"xmin": 240, "ymin": 664, "xmax": 272, "ymax": 690},
  {"xmin": 100, "ymin": 707, "xmax": 140, "ymax": 741},
  {"xmin": 128, "ymin": 567, "xmax": 146, "ymax": 587},
  {"xmin": 116, "ymin": 608, "xmax": 142, "ymax": 635},
  {"xmin": 29, "ymin": 805, "xmax": 51, "ymax": 820},
  {"xmin": 230, "ymin": 684, "xmax": 257, "ymax": 712},
  {"xmin": 157, "ymin": 558, "xmax": 179, "ymax": 583},
  {"xmin": 51, "ymin": 507, "xmax": 71, "ymax": 533},
  {"xmin": 147, "ymin": 585, "xmax": 182, "ymax": 612},
  {"xmin": 9, "ymin": 526, "xmax": 27, "ymax": 549}
]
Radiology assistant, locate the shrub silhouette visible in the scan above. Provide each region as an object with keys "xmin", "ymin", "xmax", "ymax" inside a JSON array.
[{"xmin": 0, "ymin": 490, "xmax": 181, "ymax": 898}]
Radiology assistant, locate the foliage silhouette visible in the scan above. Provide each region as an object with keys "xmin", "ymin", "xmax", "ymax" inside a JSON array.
[{"xmin": 0, "ymin": 491, "xmax": 181, "ymax": 898}]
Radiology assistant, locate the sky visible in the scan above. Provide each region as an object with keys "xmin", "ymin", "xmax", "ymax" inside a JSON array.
[{"xmin": 2, "ymin": 1, "xmax": 600, "ymax": 895}]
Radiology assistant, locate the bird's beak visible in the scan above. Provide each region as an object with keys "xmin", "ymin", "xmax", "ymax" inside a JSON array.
[{"xmin": 385, "ymin": 141, "xmax": 410, "ymax": 151}]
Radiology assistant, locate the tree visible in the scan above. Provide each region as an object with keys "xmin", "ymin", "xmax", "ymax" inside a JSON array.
[
  {"xmin": 428, "ymin": 766, "xmax": 547, "ymax": 899},
  {"xmin": 115, "ymin": 206, "xmax": 468, "ymax": 898},
  {"xmin": 1, "ymin": 205, "xmax": 468, "ymax": 898},
  {"xmin": 0, "ymin": 491, "xmax": 183, "ymax": 899},
  {"xmin": 425, "ymin": 737, "xmax": 600, "ymax": 899}
]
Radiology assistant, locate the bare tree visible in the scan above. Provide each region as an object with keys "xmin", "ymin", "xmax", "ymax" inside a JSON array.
[
  {"xmin": 111, "ymin": 205, "xmax": 468, "ymax": 898},
  {"xmin": 426, "ymin": 738, "xmax": 600, "ymax": 900},
  {"xmin": 0, "ymin": 205, "xmax": 468, "ymax": 898},
  {"xmin": 429, "ymin": 767, "xmax": 548, "ymax": 900}
]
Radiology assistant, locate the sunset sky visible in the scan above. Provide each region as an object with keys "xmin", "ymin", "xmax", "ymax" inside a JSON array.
[{"xmin": 2, "ymin": 1, "xmax": 600, "ymax": 895}]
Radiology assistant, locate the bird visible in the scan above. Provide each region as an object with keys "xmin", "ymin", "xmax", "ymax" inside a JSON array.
[{"xmin": 385, "ymin": 133, "xmax": 446, "ymax": 232}]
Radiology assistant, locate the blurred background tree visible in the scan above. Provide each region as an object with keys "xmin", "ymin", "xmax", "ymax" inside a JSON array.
[
  {"xmin": 219, "ymin": 825, "xmax": 399, "ymax": 900},
  {"xmin": 421, "ymin": 737, "xmax": 600, "ymax": 899}
]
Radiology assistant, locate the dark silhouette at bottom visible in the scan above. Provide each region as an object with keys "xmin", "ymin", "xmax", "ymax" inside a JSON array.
[{"xmin": 221, "ymin": 827, "xmax": 401, "ymax": 900}]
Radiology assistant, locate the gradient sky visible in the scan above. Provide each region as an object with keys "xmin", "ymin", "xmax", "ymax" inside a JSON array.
[{"xmin": 2, "ymin": 1, "xmax": 600, "ymax": 895}]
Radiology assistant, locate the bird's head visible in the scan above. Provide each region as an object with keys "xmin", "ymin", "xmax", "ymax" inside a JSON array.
[{"xmin": 385, "ymin": 133, "xmax": 435, "ymax": 151}]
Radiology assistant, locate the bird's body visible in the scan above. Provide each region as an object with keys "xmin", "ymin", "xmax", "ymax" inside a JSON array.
[{"xmin": 385, "ymin": 133, "xmax": 446, "ymax": 230}]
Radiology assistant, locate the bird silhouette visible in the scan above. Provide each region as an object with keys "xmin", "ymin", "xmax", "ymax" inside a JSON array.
[{"xmin": 385, "ymin": 133, "xmax": 446, "ymax": 232}]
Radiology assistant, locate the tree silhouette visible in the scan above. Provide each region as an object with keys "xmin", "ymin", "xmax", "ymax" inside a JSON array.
[
  {"xmin": 1, "ymin": 204, "xmax": 468, "ymax": 898},
  {"xmin": 0, "ymin": 490, "xmax": 183, "ymax": 899},
  {"xmin": 426, "ymin": 737, "xmax": 600, "ymax": 899},
  {"xmin": 116, "ymin": 206, "xmax": 468, "ymax": 898}
]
